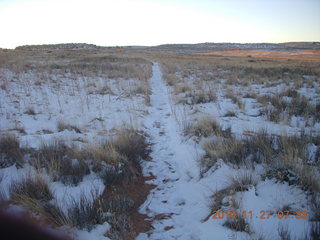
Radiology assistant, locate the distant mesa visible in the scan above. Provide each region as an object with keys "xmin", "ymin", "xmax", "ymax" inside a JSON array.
[{"xmin": 15, "ymin": 43, "xmax": 104, "ymax": 51}]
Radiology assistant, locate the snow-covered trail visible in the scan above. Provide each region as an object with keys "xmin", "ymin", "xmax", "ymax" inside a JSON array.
[{"xmin": 138, "ymin": 63, "xmax": 227, "ymax": 240}]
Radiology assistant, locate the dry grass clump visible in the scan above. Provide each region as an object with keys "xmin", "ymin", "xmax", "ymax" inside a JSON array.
[
  {"xmin": 106, "ymin": 215, "xmax": 134, "ymax": 240},
  {"xmin": 225, "ymin": 88, "xmax": 244, "ymax": 109},
  {"xmin": 33, "ymin": 128, "xmax": 148, "ymax": 186},
  {"xmin": 223, "ymin": 217, "xmax": 249, "ymax": 233},
  {"xmin": 202, "ymin": 130, "xmax": 320, "ymax": 193},
  {"xmin": 202, "ymin": 132, "xmax": 273, "ymax": 171},
  {"xmin": 228, "ymin": 172, "xmax": 257, "ymax": 192},
  {"xmin": 0, "ymin": 134, "xmax": 23, "ymax": 168},
  {"xmin": 184, "ymin": 116, "xmax": 222, "ymax": 138},
  {"xmin": 86, "ymin": 129, "xmax": 148, "ymax": 165},
  {"xmin": 80, "ymin": 128, "xmax": 148, "ymax": 184},
  {"xmin": 10, "ymin": 189, "xmax": 111, "ymax": 231},
  {"xmin": 57, "ymin": 121, "xmax": 81, "ymax": 133},
  {"xmin": 165, "ymin": 74, "xmax": 181, "ymax": 86},
  {"xmin": 258, "ymin": 91, "xmax": 317, "ymax": 123},
  {"xmin": 112, "ymin": 129, "xmax": 148, "ymax": 163},
  {"xmin": 185, "ymin": 88, "xmax": 217, "ymax": 105},
  {"xmin": 24, "ymin": 107, "xmax": 36, "ymax": 115},
  {"xmin": 64, "ymin": 192, "xmax": 110, "ymax": 231},
  {"xmin": 59, "ymin": 158, "xmax": 90, "ymax": 185},
  {"xmin": 9, "ymin": 175, "xmax": 53, "ymax": 206},
  {"xmin": 210, "ymin": 172, "xmax": 256, "ymax": 212},
  {"xmin": 32, "ymin": 141, "xmax": 90, "ymax": 185}
]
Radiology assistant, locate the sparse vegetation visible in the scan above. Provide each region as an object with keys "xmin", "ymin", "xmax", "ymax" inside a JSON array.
[
  {"xmin": 9, "ymin": 175, "xmax": 53, "ymax": 205},
  {"xmin": 184, "ymin": 116, "xmax": 222, "ymax": 138},
  {"xmin": 223, "ymin": 217, "xmax": 249, "ymax": 233},
  {"xmin": 57, "ymin": 121, "xmax": 82, "ymax": 133},
  {"xmin": 0, "ymin": 134, "xmax": 23, "ymax": 168},
  {"xmin": 24, "ymin": 107, "xmax": 36, "ymax": 115},
  {"xmin": 1, "ymin": 45, "xmax": 319, "ymax": 239}
]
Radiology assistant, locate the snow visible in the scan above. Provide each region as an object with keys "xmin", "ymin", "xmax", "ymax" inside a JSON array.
[
  {"xmin": 137, "ymin": 62, "xmax": 316, "ymax": 239},
  {"xmin": 1, "ymin": 58, "xmax": 318, "ymax": 239},
  {"xmin": 75, "ymin": 223, "xmax": 111, "ymax": 240}
]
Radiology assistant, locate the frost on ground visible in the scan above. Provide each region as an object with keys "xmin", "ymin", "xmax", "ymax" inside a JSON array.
[{"xmin": 0, "ymin": 49, "xmax": 319, "ymax": 240}]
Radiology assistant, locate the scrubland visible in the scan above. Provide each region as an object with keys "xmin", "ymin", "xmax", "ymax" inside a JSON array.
[
  {"xmin": 0, "ymin": 47, "xmax": 319, "ymax": 240},
  {"xmin": 156, "ymin": 53, "xmax": 320, "ymax": 239}
]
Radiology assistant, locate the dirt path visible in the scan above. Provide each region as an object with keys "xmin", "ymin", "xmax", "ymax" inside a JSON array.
[{"xmin": 137, "ymin": 62, "xmax": 209, "ymax": 239}]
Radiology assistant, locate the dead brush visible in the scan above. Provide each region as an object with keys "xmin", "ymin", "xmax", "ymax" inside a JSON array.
[
  {"xmin": 66, "ymin": 191, "xmax": 108, "ymax": 231},
  {"xmin": 9, "ymin": 174, "xmax": 53, "ymax": 205},
  {"xmin": 106, "ymin": 214, "xmax": 135, "ymax": 240},
  {"xmin": 202, "ymin": 132, "xmax": 274, "ymax": 172},
  {"xmin": 184, "ymin": 116, "xmax": 222, "ymax": 138},
  {"xmin": 85, "ymin": 142, "xmax": 125, "ymax": 164},
  {"xmin": 112, "ymin": 128, "xmax": 148, "ymax": 163},
  {"xmin": 225, "ymin": 88, "xmax": 243, "ymax": 109},
  {"xmin": 174, "ymin": 83, "xmax": 192, "ymax": 94},
  {"xmin": 259, "ymin": 92, "xmax": 315, "ymax": 123},
  {"xmin": 41, "ymin": 190, "xmax": 110, "ymax": 230},
  {"xmin": 82, "ymin": 128, "xmax": 148, "ymax": 183},
  {"xmin": 24, "ymin": 107, "xmax": 36, "ymax": 115},
  {"xmin": 57, "ymin": 121, "xmax": 81, "ymax": 133},
  {"xmin": 59, "ymin": 158, "xmax": 90, "ymax": 186},
  {"xmin": 223, "ymin": 216, "xmax": 249, "ymax": 233},
  {"xmin": 165, "ymin": 73, "xmax": 180, "ymax": 86},
  {"xmin": 32, "ymin": 140, "xmax": 91, "ymax": 185},
  {"xmin": 228, "ymin": 172, "xmax": 257, "ymax": 192},
  {"xmin": 0, "ymin": 134, "xmax": 23, "ymax": 168},
  {"xmin": 33, "ymin": 141, "xmax": 68, "ymax": 181},
  {"xmin": 185, "ymin": 84, "xmax": 217, "ymax": 105}
]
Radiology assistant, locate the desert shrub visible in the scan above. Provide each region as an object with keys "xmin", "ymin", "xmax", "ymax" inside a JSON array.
[
  {"xmin": 10, "ymin": 175, "xmax": 53, "ymax": 204},
  {"xmin": 34, "ymin": 141, "xmax": 68, "ymax": 181},
  {"xmin": 66, "ymin": 193, "xmax": 107, "ymax": 231},
  {"xmin": 184, "ymin": 117, "xmax": 222, "ymax": 138},
  {"xmin": 82, "ymin": 129, "xmax": 147, "ymax": 183},
  {"xmin": 282, "ymin": 89, "xmax": 299, "ymax": 98},
  {"xmin": 59, "ymin": 158, "xmax": 90, "ymax": 185},
  {"xmin": 186, "ymin": 89, "xmax": 216, "ymax": 104},
  {"xmin": 85, "ymin": 143, "xmax": 125, "ymax": 164},
  {"xmin": 228, "ymin": 172, "xmax": 257, "ymax": 192},
  {"xmin": 0, "ymin": 134, "xmax": 23, "ymax": 168},
  {"xmin": 113, "ymin": 129, "xmax": 148, "ymax": 163},
  {"xmin": 92, "ymin": 161, "xmax": 123, "ymax": 184},
  {"xmin": 225, "ymin": 88, "xmax": 243, "ymax": 109},
  {"xmin": 106, "ymin": 214, "xmax": 134, "ymax": 240},
  {"xmin": 24, "ymin": 107, "xmax": 36, "ymax": 115},
  {"xmin": 42, "ymin": 202, "xmax": 72, "ymax": 227},
  {"xmin": 259, "ymin": 92, "xmax": 315, "ymax": 122},
  {"xmin": 33, "ymin": 141, "xmax": 90, "ymax": 184},
  {"xmin": 57, "ymin": 121, "xmax": 81, "ymax": 133},
  {"xmin": 201, "ymin": 132, "xmax": 315, "ymax": 177},
  {"xmin": 223, "ymin": 217, "xmax": 249, "ymax": 233},
  {"xmin": 223, "ymin": 111, "xmax": 237, "ymax": 117},
  {"xmin": 97, "ymin": 84, "xmax": 114, "ymax": 95},
  {"xmin": 202, "ymin": 132, "xmax": 273, "ymax": 170},
  {"xmin": 174, "ymin": 83, "xmax": 192, "ymax": 94},
  {"xmin": 165, "ymin": 74, "xmax": 180, "ymax": 86}
]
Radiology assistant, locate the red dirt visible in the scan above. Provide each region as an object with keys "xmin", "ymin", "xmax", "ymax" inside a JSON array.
[
  {"xmin": 103, "ymin": 159, "xmax": 156, "ymax": 238},
  {"xmin": 195, "ymin": 49, "xmax": 320, "ymax": 62}
]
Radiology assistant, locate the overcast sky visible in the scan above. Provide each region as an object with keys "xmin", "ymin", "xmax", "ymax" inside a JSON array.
[{"xmin": 0, "ymin": 0, "xmax": 319, "ymax": 48}]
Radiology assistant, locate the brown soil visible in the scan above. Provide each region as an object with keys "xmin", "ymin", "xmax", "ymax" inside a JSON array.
[{"xmin": 103, "ymin": 159, "xmax": 156, "ymax": 239}]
